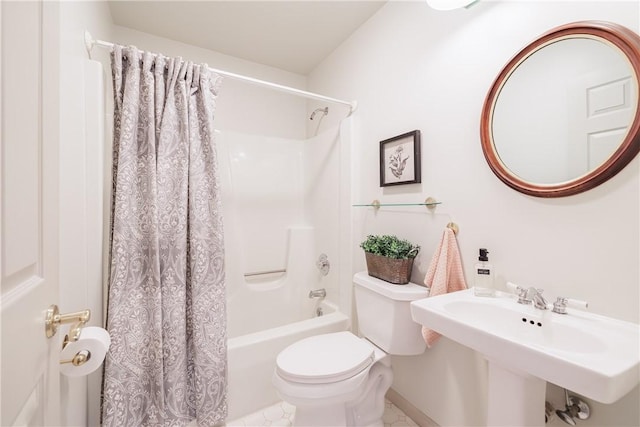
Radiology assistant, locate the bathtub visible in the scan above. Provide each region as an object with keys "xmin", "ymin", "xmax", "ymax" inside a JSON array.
[{"xmin": 227, "ymin": 299, "xmax": 349, "ymax": 421}]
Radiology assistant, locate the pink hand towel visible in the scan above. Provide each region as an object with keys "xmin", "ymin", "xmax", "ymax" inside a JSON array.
[{"xmin": 421, "ymin": 227, "xmax": 467, "ymax": 347}]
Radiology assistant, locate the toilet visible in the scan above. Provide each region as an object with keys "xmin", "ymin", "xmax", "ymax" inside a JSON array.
[{"xmin": 272, "ymin": 271, "xmax": 428, "ymax": 427}]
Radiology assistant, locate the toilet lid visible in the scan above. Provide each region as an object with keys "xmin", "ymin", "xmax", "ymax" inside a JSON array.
[{"xmin": 276, "ymin": 331, "xmax": 375, "ymax": 384}]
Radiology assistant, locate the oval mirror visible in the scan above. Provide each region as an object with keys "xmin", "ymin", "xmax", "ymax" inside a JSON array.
[{"xmin": 480, "ymin": 21, "xmax": 640, "ymax": 197}]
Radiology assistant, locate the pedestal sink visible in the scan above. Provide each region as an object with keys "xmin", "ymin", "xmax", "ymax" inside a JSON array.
[{"xmin": 410, "ymin": 289, "xmax": 640, "ymax": 426}]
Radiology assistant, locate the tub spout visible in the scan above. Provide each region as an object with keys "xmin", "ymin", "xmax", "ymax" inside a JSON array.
[{"xmin": 308, "ymin": 288, "xmax": 326, "ymax": 299}]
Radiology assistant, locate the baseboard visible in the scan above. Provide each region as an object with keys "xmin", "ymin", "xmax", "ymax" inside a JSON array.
[{"xmin": 386, "ymin": 388, "xmax": 439, "ymax": 427}]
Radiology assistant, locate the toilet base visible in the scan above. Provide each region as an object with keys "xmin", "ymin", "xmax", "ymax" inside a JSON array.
[
  {"xmin": 346, "ymin": 363, "xmax": 393, "ymax": 427},
  {"xmin": 287, "ymin": 362, "xmax": 393, "ymax": 427}
]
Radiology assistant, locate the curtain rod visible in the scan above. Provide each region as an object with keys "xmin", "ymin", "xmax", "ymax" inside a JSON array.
[{"xmin": 84, "ymin": 31, "xmax": 357, "ymax": 114}]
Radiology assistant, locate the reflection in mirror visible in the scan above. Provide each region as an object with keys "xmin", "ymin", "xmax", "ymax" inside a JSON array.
[
  {"xmin": 492, "ymin": 37, "xmax": 636, "ymax": 184},
  {"xmin": 481, "ymin": 21, "xmax": 640, "ymax": 197}
]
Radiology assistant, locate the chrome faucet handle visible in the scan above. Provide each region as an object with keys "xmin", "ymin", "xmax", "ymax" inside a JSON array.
[
  {"xmin": 552, "ymin": 297, "xmax": 589, "ymax": 314},
  {"xmin": 316, "ymin": 254, "xmax": 330, "ymax": 276},
  {"xmin": 517, "ymin": 287, "xmax": 532, "ymax": 305},
  {"xmin": 506, "ymin": 282, "xmax": 531, "ymax": 304},
  {"xmin": 553, "ymin": 297, "xmax": 569, "ymax": 314}
]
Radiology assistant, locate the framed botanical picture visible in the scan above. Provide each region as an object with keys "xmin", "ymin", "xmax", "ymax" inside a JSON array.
[{"xmin": 379, "ymin": 130, "xmax": 421, "ymax": 187}]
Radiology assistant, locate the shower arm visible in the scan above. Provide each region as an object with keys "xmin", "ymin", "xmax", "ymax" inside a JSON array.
[{"xmin": 84, "ymin": 31, "xmax": 358, "ymax": 116}]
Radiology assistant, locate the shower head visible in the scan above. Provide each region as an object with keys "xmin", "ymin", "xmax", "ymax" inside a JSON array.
[{"xmin": 310, "ymin": 107, "xmax": 329, "ymax": 120}]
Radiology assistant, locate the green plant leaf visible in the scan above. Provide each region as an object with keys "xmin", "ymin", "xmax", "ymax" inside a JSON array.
[{"xmin": 360, "ymin": 234, "xmax": 420, "ymax": 259}]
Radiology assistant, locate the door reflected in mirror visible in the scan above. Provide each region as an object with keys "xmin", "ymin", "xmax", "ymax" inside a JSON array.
[
  {"xmin": 492, "ymin": 37, "xmax": 636, "ymax": 184},
  {"xmin": 481, "ymin": 22, "xmax": 640, "ymax": 197}
]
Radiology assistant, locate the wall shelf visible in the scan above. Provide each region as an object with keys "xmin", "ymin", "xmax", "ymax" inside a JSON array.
[
  {"xmin": 353, "ymin": 197, "xmax": 441, "ymax": 210},
  {"xmin": 352, "ymin": 197, "xmax": 459, "ymax": 235}
]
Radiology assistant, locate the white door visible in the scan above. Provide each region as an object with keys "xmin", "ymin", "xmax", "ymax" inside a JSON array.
[
  {"xmin": 1, "ymin": 2, "xmax": 62, "ymax": 425},
  {"xmin": 568, "ymin": 64, "xmax": 635, "ymax": 178}
]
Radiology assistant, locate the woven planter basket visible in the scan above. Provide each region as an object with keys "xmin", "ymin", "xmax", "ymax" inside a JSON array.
[{"xmin": 364, "ymin": 252, "xmax": 414, "ymax": 285}]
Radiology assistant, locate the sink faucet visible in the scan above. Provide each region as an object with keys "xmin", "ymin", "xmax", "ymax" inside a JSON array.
[
  {"xmin": 527, "ymin": 287, "xmax": 548, "ymax": 310},
  {"xmin": 308, "ymin": 288, "xmax": 326, "ymax": 299},
  {"xmin": 552, "ymin": 297, "xmax": 589, "ymax": 314}
]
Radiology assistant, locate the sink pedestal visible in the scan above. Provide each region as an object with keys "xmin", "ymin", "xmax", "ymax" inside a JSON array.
[
  {"xmin": 410, "ymin": 289, "xmax": 640, "ymax": 424},
  {"xmin": 487, "ymin": 360, "xmax": 546, "ymax": 427}
]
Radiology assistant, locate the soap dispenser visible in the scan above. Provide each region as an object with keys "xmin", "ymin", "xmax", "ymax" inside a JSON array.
[{"xmin": 473, "ymin": 248, "xmax": 494, "ymax": 297}]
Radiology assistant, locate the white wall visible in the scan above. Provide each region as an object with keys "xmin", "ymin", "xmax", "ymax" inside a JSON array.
[
  {"xmin": 308, "ymin": 1, "xmax": 639, "ymax": 426},
  {"xmin": 58, "ymin": 2, "xmax": 113, "ymax": 426}
]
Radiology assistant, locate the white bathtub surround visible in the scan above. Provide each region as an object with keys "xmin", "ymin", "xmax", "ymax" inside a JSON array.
[
  {"xmin": 220, "ymin": 123, "xmax": 352, "ymax": 421},
  {"xmin": 226, "ymin": 399, "xmax": 420, "ymax": 427},
  {"xmin": 218, "ymin": 123, "xmax": 348, "ymax": 317},
  {"xmin": 218, "ymin": 130, "xmax": 304, "ymax": 279},
  {"xmin": 226, "ymin": 227, "xmax": 321, "ymax": 337}
]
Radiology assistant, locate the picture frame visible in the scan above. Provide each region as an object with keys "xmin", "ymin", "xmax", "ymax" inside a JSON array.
[{"xmin": 379, "ymin": 130, "xmax": 421, "ymax": 187}]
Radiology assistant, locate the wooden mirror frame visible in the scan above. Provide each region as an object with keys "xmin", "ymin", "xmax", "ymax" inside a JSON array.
[{"xmin": 480, "ymin": 21, "xmax": 640, "ymax": 198}]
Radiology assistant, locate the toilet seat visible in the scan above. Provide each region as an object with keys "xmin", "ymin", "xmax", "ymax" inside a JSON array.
[{"xmin": 276, "ymin": 331, "xmax": 375, "ymax": 384}]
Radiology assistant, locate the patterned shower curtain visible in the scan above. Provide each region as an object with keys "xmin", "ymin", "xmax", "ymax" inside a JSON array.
[{"xmin": 102, "ymin": 45, "xmax": 227, "ymax": 427}]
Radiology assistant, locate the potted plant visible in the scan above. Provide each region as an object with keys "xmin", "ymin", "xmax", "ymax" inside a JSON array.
[{"xmin": 360, "ymin": 234, "xmax": 420, "ymax": 284}]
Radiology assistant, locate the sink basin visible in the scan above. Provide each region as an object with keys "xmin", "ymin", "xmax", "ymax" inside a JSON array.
[
  {"xmin": 411, "ymin": 289, "xmax": 639, "ymax": 425},
  {"xmin": 441, "ymin": 299, "xmax": 605, "ymax": 355}
]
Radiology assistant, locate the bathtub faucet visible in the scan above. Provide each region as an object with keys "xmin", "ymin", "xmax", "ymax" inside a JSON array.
[{"xmin": 308, "ymin": 288, "xmax": 326, "ymax": 299}]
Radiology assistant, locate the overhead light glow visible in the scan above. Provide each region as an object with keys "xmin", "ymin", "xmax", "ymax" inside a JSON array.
[{"xmin": 426, "ymin": 0, "xmax": 480, "ymax": 11}]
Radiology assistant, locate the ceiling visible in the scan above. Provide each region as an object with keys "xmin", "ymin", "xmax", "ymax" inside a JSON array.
[{"xmin": 108, "ymin": 1, "xmax": 388, "ymax": 75}]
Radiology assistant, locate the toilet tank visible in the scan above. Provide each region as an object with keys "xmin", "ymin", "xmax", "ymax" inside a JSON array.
[{"xmin": 353, "ymin": 271, "xmax": 428, "ymax": 355}]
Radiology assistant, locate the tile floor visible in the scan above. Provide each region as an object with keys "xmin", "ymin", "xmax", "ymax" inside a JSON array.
[{"xmin": 226, "ymin": 399, "xmax": 419, "ymax": 427}]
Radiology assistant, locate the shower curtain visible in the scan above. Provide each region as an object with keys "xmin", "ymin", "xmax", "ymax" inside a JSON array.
[{"xmin": 102, "ymin": 45, "xmax": 227, "ymax": 427}]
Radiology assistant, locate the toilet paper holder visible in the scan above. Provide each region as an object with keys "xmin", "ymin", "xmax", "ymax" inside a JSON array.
[
  {"xmin": 60, "ymin": 349, "xmax": 91, "ymax": 367},
  {"xmin": 44, "ymin": 304, "xmax": 91, "ymax": 343}
]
